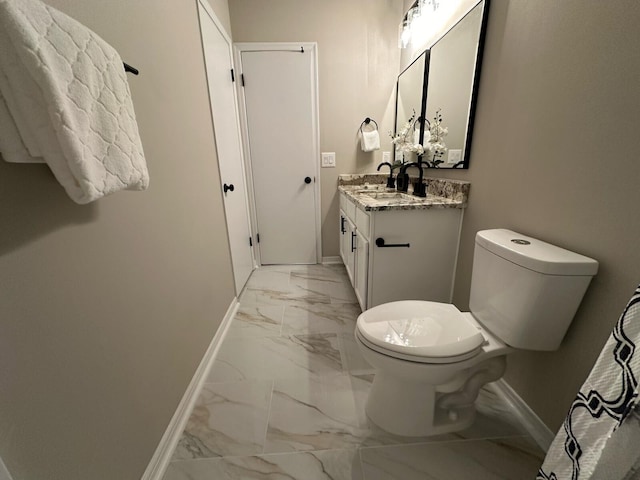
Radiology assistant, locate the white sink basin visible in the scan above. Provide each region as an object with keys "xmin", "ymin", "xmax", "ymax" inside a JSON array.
[
  {"xmin": 353, "ymin": 186, "xmax": 388, "ymax": 193},
  {"xmin": 364, "ymin": 192, "xmax": 422, "ymax": 202}
]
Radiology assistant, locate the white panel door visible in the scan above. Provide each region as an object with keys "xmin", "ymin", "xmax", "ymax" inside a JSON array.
[
  {"xmin": 198, "ymin": 2, "xmax": 254, "ymax": 293},
  {"xmin": 240, "ymin": 48, "xmax": 318, "ymax": 265}
]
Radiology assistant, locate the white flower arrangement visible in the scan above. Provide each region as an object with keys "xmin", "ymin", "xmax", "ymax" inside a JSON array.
[
  {"xmin": 389, "ymin": 111, "xmax": 424, "ymax": 155},
  {"xmin": 390, "ymin": 109, "xmax": 449, "ymax": 166},
  {"xmin": 423, "ymin": 108, "xmax": 448, "ymax": 167}
]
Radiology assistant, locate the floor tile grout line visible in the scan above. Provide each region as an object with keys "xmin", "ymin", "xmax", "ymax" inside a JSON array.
[
  {"xmin": 260, "ymin": 378, "xmax": 276, "ymax": 455},
  {"xmin": 356, "ymin": 433, "xmax": 537, "ymax": 451},
  {"xmin": 169, "ymin": 431, "xmax": 538, "ymax": 466},
  {"xmin": 278, "ymin": 304, "xmax": 286, "ymax": 337},
  {"xmin": 170, "ymin": 447, "xmax": 364, "ymax": 465},
  {"xmin": 357, "ymin": 447, "xmax": 368, "ymax": 480}
]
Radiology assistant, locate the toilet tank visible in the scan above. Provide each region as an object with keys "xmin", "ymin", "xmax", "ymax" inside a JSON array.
[{"xmin": 469, "ymin": 229, "xmax": 598, "ymax": 351}]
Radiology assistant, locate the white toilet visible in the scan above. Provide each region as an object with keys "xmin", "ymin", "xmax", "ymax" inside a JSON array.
[{"xmin": 355, "ymin": 229, "xmax": 598, "ymax": 437}]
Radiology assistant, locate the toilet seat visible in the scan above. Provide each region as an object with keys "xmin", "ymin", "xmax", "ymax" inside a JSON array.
[
  {"xmin": 356, "ymin": 330, "xmax": 484, "ymax": 364},
  {"xmin": 356, "ymin": 300, "xmax": 485, "ymax": 364}
]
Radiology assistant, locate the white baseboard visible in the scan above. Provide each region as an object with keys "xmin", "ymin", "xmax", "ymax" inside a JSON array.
[
  {"xmin": 0, "ymin": 457, "xmax": 13, "ymax": 480},
  {"xmin": 322, "ymin": 256, "xmax": 342, "ymax": 264},
  {"xmin": 492, "ymin": 379, "xmax": 555, "ymax": 452},
  {"xmin": 141, "ymin": 297, "xmax": 239, "ymax": 480}
]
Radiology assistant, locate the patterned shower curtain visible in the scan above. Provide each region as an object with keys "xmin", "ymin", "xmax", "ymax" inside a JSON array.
[{"xmin": 538, "ymin": 285, "xmax": 640, "ymax": 480}]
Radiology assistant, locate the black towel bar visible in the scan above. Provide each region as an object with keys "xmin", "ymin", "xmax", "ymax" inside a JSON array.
[
  {"xmin": 375, "ymin": 237, "xmax": 410, "ymax": 248},
  {"xmin": 123, "ymin": 62, "xmax": 139, "ymax": 75}
]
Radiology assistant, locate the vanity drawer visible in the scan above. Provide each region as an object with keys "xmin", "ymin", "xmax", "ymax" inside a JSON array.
[
  {"xmin": 339, "ymin": 192, "xmax": 347, "ymax": 212},
  {"xmin": 345, "ymin": 196, "xmax": 356, "ymax": 221},
  {"xmin": 355, "ymin": 207, "xmax": 370, "ymax": 237}
]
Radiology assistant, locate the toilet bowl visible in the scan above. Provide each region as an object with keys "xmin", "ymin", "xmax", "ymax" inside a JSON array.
[
  {"xmin": 355, "ymin": 229, "xmax": 598, "ymax": 437},
  {"xmin": 355, "ymin": 301, "xmax": 511, "ymax": 436}
]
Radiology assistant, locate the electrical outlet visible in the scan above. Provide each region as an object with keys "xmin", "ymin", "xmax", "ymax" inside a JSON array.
[
  {"xmin": 382, "ymin": 151, "xmax": 391, "ymax": 162},
  {"xmin": 447, "ymin": 149, "xmax": 462, "ymax": 164},
  {"xmin": 321, "ymin": 152, "xmax": 336, "ymax": 168}
]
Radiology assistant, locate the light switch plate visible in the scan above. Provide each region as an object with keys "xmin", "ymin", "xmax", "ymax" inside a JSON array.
[
  {"xmin": 321, "ymin": 152, "xmax": 336, "ymax": 168},
  {"xmin": 447, "ymin": 149, "xmax": 462, "ymax": 164},
  {"xmin": 382, "ymin": 151, "xmax": 391, "ymax": 162}
]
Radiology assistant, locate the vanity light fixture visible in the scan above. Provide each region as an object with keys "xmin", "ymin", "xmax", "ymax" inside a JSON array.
[
  {"xmin": 399, "ymin": 17, "xmax": 411, "ymax": 48},
  {"xmin": 399, "ymin": 0, "xmax": 443, "ymax": 49},
  {"xmin": 398, "ymin": 0, "xmax": 470, "ymax": 48}
]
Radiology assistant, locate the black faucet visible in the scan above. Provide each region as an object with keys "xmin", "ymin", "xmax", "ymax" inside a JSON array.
[
  {"xmin": 377, "ymin": 162, "xmax": 395, "ymax": 188},
  {"xmin": 399, "ymin": 161, "xmax": 428, "ymax": 197},
  {"xmin": 398, "ymin": 162, "xmax": 418, "ymax": 193}
]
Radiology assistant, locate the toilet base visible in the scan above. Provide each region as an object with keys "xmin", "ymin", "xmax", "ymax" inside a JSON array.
[{"xmin": 365, "ymin": 370, "xmax": 476, "ymax": 437}]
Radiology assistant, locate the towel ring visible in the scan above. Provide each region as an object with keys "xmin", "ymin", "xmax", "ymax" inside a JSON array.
[{"xmin": 359, "ymin": 117, "xmax": 378, "ymax": 132}]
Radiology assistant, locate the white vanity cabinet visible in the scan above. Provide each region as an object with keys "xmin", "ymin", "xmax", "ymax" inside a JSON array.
[
  {"xmin": 340, "ymin": 194, "xmax": 368, "ymax": 308},
  {"xmin": 354, "ymin": 230, "xmax": 369, "ymax": 308},
  {"xmin": 344, "ymin": 217, "xmax": 356, "ymax": 285},
  {"xmin": 339, "ymin": 191, "xmax": 463, "ymax": 310},
  {"xmin": 339, "ymin": 210, "xmax": 348, "ymax": 265}
]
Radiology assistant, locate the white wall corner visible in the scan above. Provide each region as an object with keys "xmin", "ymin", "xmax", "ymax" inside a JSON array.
[
  {"xmin": 140, "ymin": 297, "xmax": 239, "ymax": 480},
  {"xmin": 492, "ymin": 379, "xmax": 555, "ymax": 453},
  {"xmin": 0, "ymin": 456, "xmax": 13, "ymax": 480}
]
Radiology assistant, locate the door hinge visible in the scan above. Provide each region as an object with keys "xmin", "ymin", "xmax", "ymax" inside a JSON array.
[
  {"xmin": 249, "ymin": 236, "xmax": 253, "ymax": 247},
  {"xmin": 256, "ymin": 233, "xmax": 260, "ymax": 243},
  {"xmin": 231, "ymin": 68, "xmax": 235, "ymax": 82},
  {"xmin": 241, "ymin": 73, "xmax": 245, "ymax": 87}
]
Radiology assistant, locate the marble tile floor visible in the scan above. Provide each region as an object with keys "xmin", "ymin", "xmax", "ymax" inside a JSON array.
[{"xmin": 163, "ymin": 264, "xmax": 545, "ymax": 480}]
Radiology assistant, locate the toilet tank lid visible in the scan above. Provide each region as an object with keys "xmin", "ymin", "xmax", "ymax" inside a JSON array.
[{"xmin": 475, "ymin": 229, "xmax": 599, "ymax": 276}]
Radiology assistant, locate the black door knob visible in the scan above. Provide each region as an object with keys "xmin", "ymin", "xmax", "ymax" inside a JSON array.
[
  {"xmin": 223, "ymin": 183, "xmax": 234, "ymax": 193},
  {"xmin": 304, "ymin": 176, "xmax": 312, "ymax": 184}
]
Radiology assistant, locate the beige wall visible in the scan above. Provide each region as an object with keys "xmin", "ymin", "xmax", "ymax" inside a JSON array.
[
  {"xmin": 423, "ymin": 0, "xmax": 640, "ymax": 429},
  {"xmin": 0, "ymin": 1, "xmax": 235, "ymax": 479},
  {"xmin": 228, "ymin": 0, "xmax": 403, "ymax": 258}
]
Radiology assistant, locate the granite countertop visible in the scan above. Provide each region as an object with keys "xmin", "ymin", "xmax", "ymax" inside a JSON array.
[{"xmin": 338, "ymin": 173, "xmax": 469, "ymax": 212}]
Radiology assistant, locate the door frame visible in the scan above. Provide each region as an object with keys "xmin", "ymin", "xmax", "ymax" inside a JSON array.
[
  {"xmin": 196, "ymin": 0, "xmax": 256, "ymax": 292},
  {"xmin": 233, "ymin": 42, "xmax": 322, "ymax": 265}
]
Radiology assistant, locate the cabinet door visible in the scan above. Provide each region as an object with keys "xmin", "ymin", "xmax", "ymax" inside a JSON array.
[
  {"xmin": 345, "ymin": 217, "xmax": 356, "ymax": 286},
  {"xmin": 339, "ymin": 210, "xmax": 348, "ymax": 263},
  {"xmin": 355, "ymin": 230, "xmax": 369, "ymax": 310},
  {"xmin": 370, "ymin": 209, "xmax": 462, "ymax": 307}
]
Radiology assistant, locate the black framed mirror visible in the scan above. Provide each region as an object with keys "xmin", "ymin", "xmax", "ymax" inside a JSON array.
[
  {"xmin": 394, "ymin": 51, "xmax": 428, "ymax": 165},
  {"xmin": 395, "ymin": 0, "xmax": 490, "ymax": 169}
]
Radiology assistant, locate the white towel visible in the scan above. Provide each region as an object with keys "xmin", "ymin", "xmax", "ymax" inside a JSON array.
[
  {"xmin": 538, "ymin": 285, "xmax": 640, "ymax": 480},
  {"xmin": 0, "ymin": 0, "xmax": 148, "ymax": 204},
  {"xmin": 360, "ymin": 129, "xmax": 380, "ymax": 152}
]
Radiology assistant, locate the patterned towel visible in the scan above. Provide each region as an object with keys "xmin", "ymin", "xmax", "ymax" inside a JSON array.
[
  {"xmin": 0, "ymin": 0, "xmax": 148, "ymax": 203},
  {"xmin": 538, "ymin": 286, "xmax": 640, "ymax": 480}
]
